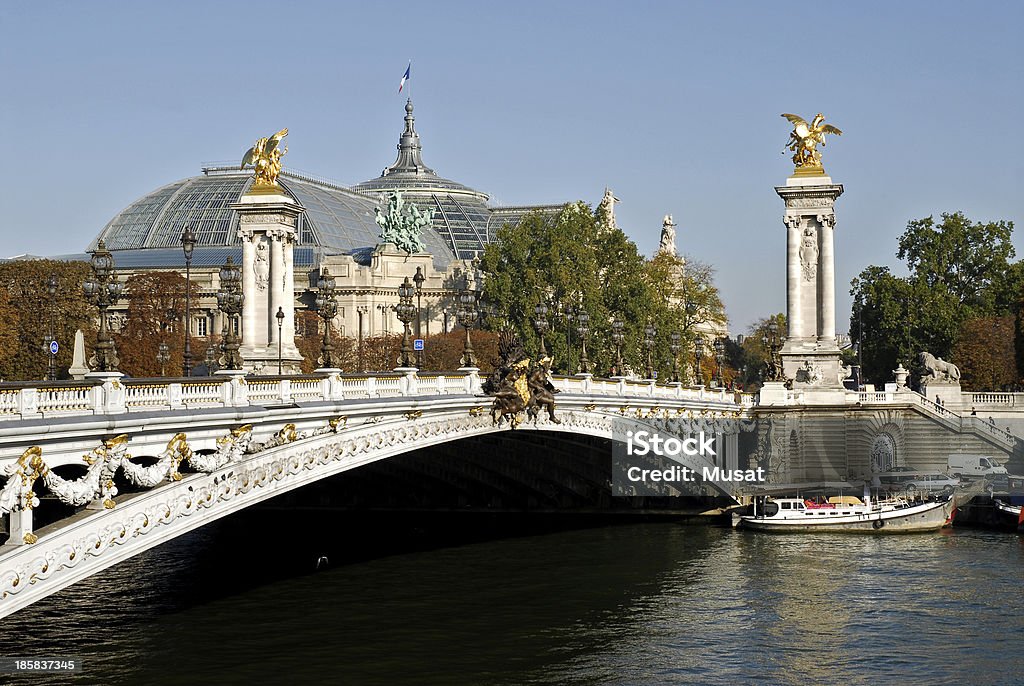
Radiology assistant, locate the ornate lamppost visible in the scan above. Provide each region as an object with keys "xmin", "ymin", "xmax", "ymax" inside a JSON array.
[
  {"xmin": 576, "ymin": 310, "xmax": 591, "ymax": 374},
  {"xmin": 457, "ymin": 287, "xmax": 478, "ymax": 368},
  {"xmin": 670, "ymin": 331, "xmax": 681, "ymax": 383},
  {"xmin": 157, "ymin": 342, "xmax": 170, "ymax": 377},
  {"xmin": 205, "ymin": 345, "xmax": 218, "ymax": 375},
  {"xmin": 315, "ymin": 267, "xmax": 338, "ymax": 369},
  {"xmin": 763, "ymin": 321, "xmax": 784, "ymax": 382},
  {"xmin": 275, "ymin": 307, "xmax": 285, "ymax": 375},
  {"xmin": 643, "ymin": 321, "xmax": 656, "ymax": 380},
  {"xmin": 714, "ymin": 337, "xmax": 726, "ymax": 388},
  {"xmin": 395, "ymin": 276, "xmax": 416, "ymax": 369},
  {"xmin": 532, "ymin": 303, "xmax": 549, "ymax": 357},
  {"xmin": 413, "ymin": 266, "xmax": 425, "ymax": 368},
  {"xmin": 44, "ymin": 275, "xmax": 58, "ymax": 381},
  {"xmin": 216, "ymin": 256, "xmax": 243, "ymax": 371},
  {"xmin": 83, "ymin": 240, "xmax": 123, "ymax": 373},
  {"xmin": 180, "ymin": 226, "xmax": 196, "ymax": 376},
  {"xmin": 611, "ymin": 316, "xmax": 624, "ymax": 377},
  {"xmin": 694, "ymin": 334, "xmax": 706, "ymax": 386}
]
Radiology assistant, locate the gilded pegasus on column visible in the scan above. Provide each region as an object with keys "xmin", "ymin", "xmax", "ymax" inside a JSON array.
[
  {"xmin": 241, "ymin": 128, "xmax": 289, "ymax": 188},
  {"xmin": 781, "ymin": 113, "xmax": 842, "ymax": 174}
]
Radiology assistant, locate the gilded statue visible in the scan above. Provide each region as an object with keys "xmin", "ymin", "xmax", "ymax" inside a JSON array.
[
  {"xmin": 241, "ymin": 128, "xmax": 289, "ymax": 188},
  {"xmin": 781, "ymin": 113, "xmax": 842, "ymax": 171}
]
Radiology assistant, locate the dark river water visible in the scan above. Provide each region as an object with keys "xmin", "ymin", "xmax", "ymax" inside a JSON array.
[{"xmin": 2, "ymin": 510, "xmax": 1022, "ymax": 686}]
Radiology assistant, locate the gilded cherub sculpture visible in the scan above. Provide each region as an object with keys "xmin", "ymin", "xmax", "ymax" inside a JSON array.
[
  {"xmin": 241, "ymin": 128, "xmax": 289, "ymax": 188},
  {"xmin": 781, "ymin": 113, "xmax": 842, "ymax": 172}
]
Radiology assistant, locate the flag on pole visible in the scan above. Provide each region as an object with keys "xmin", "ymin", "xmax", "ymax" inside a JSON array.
[{"xmin": 398, "ymin": 63, "xmax": 411, "ymax": 93}]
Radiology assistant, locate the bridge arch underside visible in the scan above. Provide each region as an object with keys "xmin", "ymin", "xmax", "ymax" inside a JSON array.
[{"xmin": 265, "ymin": 431, "xmax": 730, "ymax": 516}]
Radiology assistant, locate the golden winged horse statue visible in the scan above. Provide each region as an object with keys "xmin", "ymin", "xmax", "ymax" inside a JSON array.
[
  {"xmin": 781, "ymin": 113, "xmax": 842, "ymax": 171},
  {"xmin": 241, "ymin": 128, "xmax": 289, "ymax": 188}
]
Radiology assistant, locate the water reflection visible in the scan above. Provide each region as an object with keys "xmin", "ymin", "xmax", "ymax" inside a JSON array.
[{"xmin": 0, "ymin": 513, "xmax": 1021, "ymax": 685}]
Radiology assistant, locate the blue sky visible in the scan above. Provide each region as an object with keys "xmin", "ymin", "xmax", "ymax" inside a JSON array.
[{"xmin": 1, "ymin": 0, "xmax": 1021, "ymax": 333}]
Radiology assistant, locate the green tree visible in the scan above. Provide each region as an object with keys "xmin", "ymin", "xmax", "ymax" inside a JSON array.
[
  {"xmin": 736, "ymin": 314, "xmax": 786, "ymax": 390},
  {"xmin": 0, "ymin": 260, "xmax": 95, "ymax": 381},
  {"xmin": 480, "ymin": 203, "xmax": 726, "ymax": 378},
  {"xmin": 851, "ymin": 212, "xmax": 1016, "ymax": 385}
]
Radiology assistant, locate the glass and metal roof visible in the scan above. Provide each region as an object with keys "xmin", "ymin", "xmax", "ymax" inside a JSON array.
[{"xmin": 88, "ymin": 100, "xmax": 562, "ymax": 268}]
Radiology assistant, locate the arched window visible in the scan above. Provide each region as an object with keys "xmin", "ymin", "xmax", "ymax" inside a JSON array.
[{"xmin": 871, "ymin": 433, "xmax": 897, "ymax": 472}]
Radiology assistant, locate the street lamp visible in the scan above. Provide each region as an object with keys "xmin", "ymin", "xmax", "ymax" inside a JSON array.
[
  {"xmin": 576, "ymin": 310, "xmax": 591, "ymax": 374},
  {"xmin": 157, "ymin": 341, "xmax": 170, "ymax": 377},
  {"xmin": 457, "ymin": 287, "xmax": 478, "ymax": 368},
  {"xmin": 413, "ymin": 266, "xmax": 425, "ymax": 368},
  {"xmin": 532, "ymin": 303, "xmax": 549, "ymax": 358},
  {"xmin": 44, "ymin": 275, "xmax": 58, "ymax": 381},
  {"xmin": 714, "ymin": 337, "xmax": 726, "ymax": 388},
  {"xmin": 763, "ymin": 321, "xmax": 783, "ymax": 382},
  {"xmin": 275, "ymin": 307, "xmax": 285, "ymax": 375},
  {"xmin": 180, "ymin": 226, "xmax": 196, "ymax": 377},
  {"xmin": 694, "ymin": 334, "xmax": 706, "ymax": 385},
  {"xmin": 83, "ymin": 240, "xmax": 123, "ymax": 373},
  {"xmin": 670, "ymin": 331, "xmax": 681, "ymax": 383},
  {"xmin": 611, "ymin": 316, "xmax": 624, "ymax": 376},
  {"xmin": 643, "ymin": 321, "xmax": 656, "ymax": 380},
  {"xmin": 314, "ymin": 267, "xmax": 338, "ymax": 369},
  {"xmin": 216, "ymin": 256, "xmax": 243, "ymax": 370},
  {"xmin": 395, "ymin": 276, "xmax": 416, "ymax": 369}
]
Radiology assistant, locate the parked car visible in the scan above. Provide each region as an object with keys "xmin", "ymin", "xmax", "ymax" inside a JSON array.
[{"xmin": 901, "ymin": 472, "xmax": 960, "ymax": 493}]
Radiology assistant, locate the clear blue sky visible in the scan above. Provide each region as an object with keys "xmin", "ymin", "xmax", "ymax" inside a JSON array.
[{"xmin": 1, "ymin": 0, "xmax": 1021, "ymax": 333}]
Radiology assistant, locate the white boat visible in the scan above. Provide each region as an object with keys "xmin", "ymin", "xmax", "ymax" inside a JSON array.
[{"xmin": 737, "ymin": 495, "xmax": 953, "ymax": 533}]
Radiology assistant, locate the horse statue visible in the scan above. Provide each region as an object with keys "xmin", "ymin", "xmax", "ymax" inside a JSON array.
[{"xmin": 919, "ymin": 351, "xmax": 961, "ymax": 383}]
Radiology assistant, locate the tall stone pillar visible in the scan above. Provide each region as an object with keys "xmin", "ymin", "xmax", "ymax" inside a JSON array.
[
  {"xmin": 231, "ymin": 188, "xmax": 305, "ymax": 374},
  {"xmin": 775, "ymin": 174, "xmax": 844, "ymax": 388}
]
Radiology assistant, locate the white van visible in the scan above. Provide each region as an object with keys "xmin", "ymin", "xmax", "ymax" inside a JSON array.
[{"xmin": 947, "ymin": 454, "xmax": 1008, "ymax": 477}]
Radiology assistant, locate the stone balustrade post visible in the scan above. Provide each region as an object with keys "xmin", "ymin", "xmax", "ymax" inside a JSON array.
[
  {"xmin": 169, "ymin": 383, "xmax": 184, "ymax": 410},
  {"xmin": 366, "ymin": 376, "xmax": 377, "ymax": 398},
  {"xmin": 279, "ymin": 379, "xmax": 291, "ymax": 404},
  {"xmin": 17, "ymin": 388, "xmax": 39, "ymax": 419},
  {"xmin": 103, "ymin": 379, "xmax": 126, "ymax": 415},
  {"xmin": 436, "ymin": 375, "xmax": 447, "ymax": 395},
  {"xmin": 6, "ymin": 504, "xmax": 33, "ymax": 547}
]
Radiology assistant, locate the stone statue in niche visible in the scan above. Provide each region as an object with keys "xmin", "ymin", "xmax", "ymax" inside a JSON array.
[
  {"xmin": 799, "ymin": 227, "xmax": 818, "ymax": 281},
  {"xmin": 254, "ymin": 240, "xmax": 269, "ymax": 291}
]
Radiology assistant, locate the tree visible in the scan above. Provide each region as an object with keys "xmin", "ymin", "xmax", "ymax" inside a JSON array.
[
  {"xmin": 114, "ymin": 271, "xmax": 202, "ymax": 377},
  {"xmin": 951, "ymin": 317, "xmax": 1017, "ymax": 391},
  {"xmin": 735, "ymin": 314, "xmax": 786, "ymax": 390},
  {"xmin": 0, "ymin": 259, "xmax": 95, "ymax": 381},
  {"xmin": 481, "ymin": 203, "xmax": 727, "ymax": 378},
  {"xmin": 851, "ymin": 212, "xmax": 1016, "ymax": 385}
]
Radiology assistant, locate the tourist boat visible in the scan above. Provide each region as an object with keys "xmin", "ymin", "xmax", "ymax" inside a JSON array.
[
  {"xmin": 736, "ymin": 494, "xmax": 953, "ymax": 533},
  {"xmin": 953, "ymin": 495, "xmax": 1024, "ymax": 533}
]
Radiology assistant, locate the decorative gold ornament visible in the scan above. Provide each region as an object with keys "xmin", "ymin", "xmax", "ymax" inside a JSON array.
[
  {"xmin": 781, "ymin": 113, "xmax": 842, "ymax": 174},
  {"xmin": 241, "ymin": 128, "xmax": 289, "ymax": 189},
  {"xmin": 404, "ymin": 410, "xmax": 423, "ymax": 420},
  {"xmin": 583, "ymin": 404, "xmax": 596, "ymax": 412},
  {"xmin": 468, "ymin": 406, "xmax": 486, "ymax": 417},
  {"xmin": 22, "ymin": 533, "xmax": 37, "ymax": 545}
]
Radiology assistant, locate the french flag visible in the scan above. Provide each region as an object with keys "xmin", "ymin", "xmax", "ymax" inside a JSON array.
[{"xmin": 398, "ymin": 63, "xmax": 410, "ymax": 93}]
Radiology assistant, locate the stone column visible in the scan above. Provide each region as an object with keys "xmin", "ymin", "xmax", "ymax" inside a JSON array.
[
  {"xmin": 785, "ymin": 216, "xmax": 803, "ymax": 339},
  {"xmin": 231, "ymin": 188, "xmax": 305, "ymax": 374},
  {"xmin": 775, "ymin": 175, "xmax": 844, "ymax": 390},
  {"xmin": 269, "ymin": 232, "xmax": 283, "ymax": 344},
  {"xmin": 283, "ymin": 236, "xmax": 296, "ymax": 348},
  {"xmin": 818, "ymin": 213, "xmax": 836, "ymax": 343},
  {"xmin": 241, "ymin": 234, "xmax": 257, "ymax": 348}
]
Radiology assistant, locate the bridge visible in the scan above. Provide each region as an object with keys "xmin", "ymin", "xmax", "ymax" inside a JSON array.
[{"xmin": 0, "ymin": 369, "xmax": 750, "ymax": 619}]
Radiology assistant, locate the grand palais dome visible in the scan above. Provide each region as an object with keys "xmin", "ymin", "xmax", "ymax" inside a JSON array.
[{"xmin": 89, "ymin": 101, "xmax": 556, "ymax": 270}]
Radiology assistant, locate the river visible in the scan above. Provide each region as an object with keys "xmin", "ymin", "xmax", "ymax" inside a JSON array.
[{"xmin": 2, "ymin": 510, "xmax": 1022, "ymax": 685}]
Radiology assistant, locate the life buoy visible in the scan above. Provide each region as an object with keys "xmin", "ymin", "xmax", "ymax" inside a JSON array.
[{"xmin": 872, "ymin": 519, "xmax": 885, "ymax": 530}]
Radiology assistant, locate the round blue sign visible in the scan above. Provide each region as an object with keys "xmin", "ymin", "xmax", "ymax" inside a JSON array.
[{"xmin": 49, "ymin": 340, "xmax": 59, "ymax": 355}]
